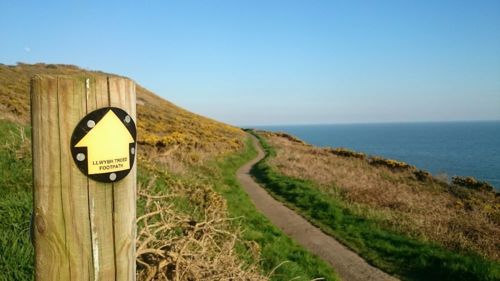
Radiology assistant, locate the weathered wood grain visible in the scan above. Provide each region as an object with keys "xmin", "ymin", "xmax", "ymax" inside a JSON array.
[
  {"xmin": 31, "ymin": 75, "xmax": 136, "ymax": 281},
  {"xmin": 57, "ymin": 77, "xmax": 92, "ymax": 280},
  {"xmin": 109, "ymin": 77, "xmax": 137, "ymax": 281}
]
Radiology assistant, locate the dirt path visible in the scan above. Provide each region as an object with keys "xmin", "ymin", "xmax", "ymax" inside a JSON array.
[{"xmin": 236, "ymin": 135, "xmax": 398, "ymax": 281}]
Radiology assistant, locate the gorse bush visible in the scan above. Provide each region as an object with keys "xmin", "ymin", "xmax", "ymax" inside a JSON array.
[
  {"xmin": 327, "ymin": 147, "xmax": 366, "ymax": 159},
  {"xmin": 452, "ymin": 176, "xmax": 495, "ymax": 192},
  {"xmin": 273, "ymin": 132, "xmax": 308, "ymax": 145},
  {"xmin": 368, "ymin": 156, "xmax": 415, "ymax": 171},
  {"xmin": 413, "ymin": 169, "xmax": 433, "ymax": 182},
  {"xmin": 322, "ymin": 143, "xmax": 415, "ymax": 171}
]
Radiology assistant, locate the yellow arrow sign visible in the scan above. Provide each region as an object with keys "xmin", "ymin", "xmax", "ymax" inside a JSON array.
[{"xmin": 75, "ymin": 110, "xmax": 134, "ymax": 175}]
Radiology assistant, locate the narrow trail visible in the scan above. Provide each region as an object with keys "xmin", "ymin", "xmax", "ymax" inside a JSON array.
[{"xmin": 236, "ymin": 135, "xmax": 398, "ymax": 281}]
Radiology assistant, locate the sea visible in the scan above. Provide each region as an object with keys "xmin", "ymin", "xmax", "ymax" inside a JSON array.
[{"xmin": 254, "ymin": 121, "xmax": 500, "ymax": 189}]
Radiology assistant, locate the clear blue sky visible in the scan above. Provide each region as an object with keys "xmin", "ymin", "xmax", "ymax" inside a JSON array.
[{"xmin": 1, "ymin": 1, "xmax": 499, "ymax": 126}]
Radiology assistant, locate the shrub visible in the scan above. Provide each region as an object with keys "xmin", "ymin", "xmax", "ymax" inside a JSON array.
[
  {"xmin": 368, "ymin": 156, "xmax": 414, "ymax": 171},
  {"xmin": 275, "ymin": 132, "xmax": 308, "ymax": 144},
  {"xmin": 452, "ymin": 176, "xmax": 494, "ymax": 192},
  {"xmin": 327, "ymin": 148, "xmax": 366, "ymax": 159},
  {"xmin": 414, "ymin": 169, "xmax": 432, "ymax": 182}
]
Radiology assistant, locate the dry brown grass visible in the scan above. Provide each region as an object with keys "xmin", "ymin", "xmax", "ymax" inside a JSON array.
[
  {"xmin": 135, "ymin": 163, "xmax": 266, "ymax": 281},
  {"xmin": 262, "ymin": 131, "xmax": 500, "ymax": 261}
]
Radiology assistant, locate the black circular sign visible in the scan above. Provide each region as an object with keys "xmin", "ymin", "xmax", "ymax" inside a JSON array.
[{"xmin": 71, "ymin": 107, "xmax": 137, "ymax": 183}]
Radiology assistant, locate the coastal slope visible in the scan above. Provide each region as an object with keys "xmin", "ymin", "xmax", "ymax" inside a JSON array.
[{"xmin": 251, "ymin": 130, "xmax": 500, "ymax": 281}]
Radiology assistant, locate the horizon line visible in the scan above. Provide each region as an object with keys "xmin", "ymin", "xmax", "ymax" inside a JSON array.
[{"xmin": 240, "ymin": 119, "xmax": 500, "ymax": 128}]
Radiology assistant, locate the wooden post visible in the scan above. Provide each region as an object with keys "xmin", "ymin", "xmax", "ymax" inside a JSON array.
[{"xmin": 31, "ymin": 75, "xmax": 136, "ymax": 281}]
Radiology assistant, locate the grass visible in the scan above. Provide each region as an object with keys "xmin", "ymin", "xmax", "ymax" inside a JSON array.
[
  {"xmin": 0, "ymin": 63, "xmax": 337, "ymax": 280},
  {"xmin": 0, "ymin": 120, "xmax": 34, "ymax": 281},
  {"xmin": 135, "ymin": 163, "xmax": 267, "ymax": 280},
  {"xmin": 191, "ymin": 136, "xmax": 339, "ymax": 281},
  {"xmin": 0, "ymin": 63, "xmax": 249, "ymax": 280},
  {"xmin": 261, "ymin": 131, "xmax": 500, "ymax": 261},
  {"xmin": 0, "ymin": 118, "xmax": 338, "ymax": 280},
  {"xmin": 250, "ymin": 131, "xmax": 500, "ymax": 281},
  {"xmin": 0, "ymin": 118, "xmax": 263, "ymax": 280}
]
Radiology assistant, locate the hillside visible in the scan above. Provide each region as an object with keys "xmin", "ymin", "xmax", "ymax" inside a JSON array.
[
  {"xmin": 0, "ymin": 63, "xmax": 339, "ymax": 281},
  {"xmin": 0, "ymin": 63, "xmax": 256, "ymax": 280},
  {"xmin": 251, "ymin": 130, "xmax": 500, "ymax": 280},
  {"xmin": 0, "ymin": 63, "xmax": 244, "ymax": 162}
]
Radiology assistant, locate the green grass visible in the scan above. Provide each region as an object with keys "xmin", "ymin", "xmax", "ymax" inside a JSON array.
[
  {"xmin": 192, "ymin": 136, "xmax": 339, "ymax": 281},
  {"xmin": 250, "ymin": 131, "xmax": 500, "ymax": 281},
  {"xmin": 0, "ymin": 120, "xmax": 34, "ymax": 281}
]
